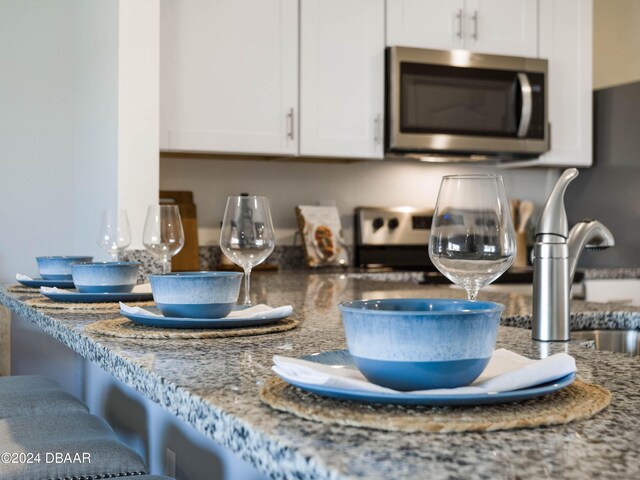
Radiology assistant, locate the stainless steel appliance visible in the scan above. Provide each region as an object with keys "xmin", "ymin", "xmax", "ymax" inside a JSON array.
[
  {"xmin": 386, "ymin": 47, "xmax": 549, "ymax": 161},
  {"xmin": 354, "ymin": 206, "xmax": 552, "ymax": 285},
  {"xmin": 354, "ymin": 207, "xmax": 435, "ymax": 270}
]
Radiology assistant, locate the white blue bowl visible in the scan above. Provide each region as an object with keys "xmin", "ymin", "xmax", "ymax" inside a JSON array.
[
  {"xmin": 338, "ymin": 298, "xmax": 504, "ymax": 391},
  {"xmin": 36, "ymin": 256, "xmax": 93, "ymax": 280},
  {"xmin": 149, "ymin": 272, "xmax": 243, "ymax": 318},
  {"xmin": 71, "ymin": 262, "xmax": 140, "ymax": 293}
]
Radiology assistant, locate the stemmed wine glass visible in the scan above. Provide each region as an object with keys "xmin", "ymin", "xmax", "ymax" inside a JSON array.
[
  {"xmin": 143, "ymin": 205, "xmax": 185, "ymax": 274},
  {"xmin": 220, "ymin": 196, "xmax": 275, "ymax": 306},
  {"xmin": 97, "ymin": 209, "xmax": 132, "ymax": 261},
  {"xmin": 429, "ymin": 174, "xmax": 516, "ymax": 300}
]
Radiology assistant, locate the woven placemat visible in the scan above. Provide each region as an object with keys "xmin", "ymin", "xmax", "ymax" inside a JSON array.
[
  {"xmin": 85, "ymin": 316, "xmax": 299, "ymax": 339},
  {"xmin": 24, "ymin": 297, "xmax": 155, "ymax": 312},
  {"xmin": 259, "ymin": 377, "xmax": 611, "ymax": 433},
  {"xmin": 6, "ymin": 285, "xmax": 40, "ymax": 294}
]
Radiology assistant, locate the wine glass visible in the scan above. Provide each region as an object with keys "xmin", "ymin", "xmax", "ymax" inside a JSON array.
[
  {"xmin": 429, "ymin": 174, "xmax": 516, "ymax": 300},
  {"xmin": 142, "ymin": 205, "xmax": 185, "ymax": 274},
  {"xmin": 220, "ymin": 196, "xmax": 275, "ymax": 306},
  {"xmin": 97, "ymin": 209, "xmax": 132, "ymax": 261}
]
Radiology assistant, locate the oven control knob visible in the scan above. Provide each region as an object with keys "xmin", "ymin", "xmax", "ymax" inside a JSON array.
[
  {"xmin": 388, "ymin": 217, "xmax": 400, "ymax": 230},
  {"xmin": 372, "ymin": 217, "xmax": 384, "ymax": 231}
]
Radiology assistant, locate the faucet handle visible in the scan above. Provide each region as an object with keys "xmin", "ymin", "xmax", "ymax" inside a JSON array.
[{"xmin": 535, "ymin": 168, "xmax": 579, "ymax": 240}]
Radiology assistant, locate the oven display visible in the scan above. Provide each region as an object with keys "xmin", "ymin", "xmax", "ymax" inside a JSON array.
[{"xmin": 412, "ymin": 215, "xmax": 433, "ymax": 230}]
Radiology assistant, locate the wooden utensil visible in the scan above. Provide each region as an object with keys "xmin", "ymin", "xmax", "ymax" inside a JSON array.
[
  {"xmin": 518, "ymin": 200, "xmax": 534, "ymax": 234},
  {"xmin": 509, "ymin": 199, "xmax": 520, "ymax": 231}
]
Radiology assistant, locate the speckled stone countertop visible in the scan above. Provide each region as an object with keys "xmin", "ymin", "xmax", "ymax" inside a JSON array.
[{"xmin": 2, "ymin": 273, "xmax": 640, "ymax": 479}]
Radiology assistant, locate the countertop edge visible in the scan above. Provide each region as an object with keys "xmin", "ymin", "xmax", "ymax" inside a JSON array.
[{"xmin": 0, "ymin": 291, "xmax": 339, "ymax": 480}]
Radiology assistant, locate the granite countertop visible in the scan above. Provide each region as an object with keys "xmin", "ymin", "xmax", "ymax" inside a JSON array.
[{"xmin": 2, "ymin": 272, "xmax": 640, "ymax": 479}]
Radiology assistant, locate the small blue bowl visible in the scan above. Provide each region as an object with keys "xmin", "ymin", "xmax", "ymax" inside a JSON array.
[
  {"xmin": 149, "ymin": 272, "xmax": 243, "ymax": 318},
  {"xmin": 36, "ymin": 256, "xmax": 93, "ymax": 280},
  {"xmin": 71, "ymin": 262, "xmax": 140, "ymax": 293},
  {"xmin": 338, "ymin": 298, "xmax": 504, "ymax": 391}
]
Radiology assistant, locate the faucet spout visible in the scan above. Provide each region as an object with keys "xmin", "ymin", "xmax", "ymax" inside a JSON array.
[
  {"xmin": 567, "ymin": 220, "xmax": 615, "ymax": 282},
  {"xmin": 535, "ymin": 168, "xmax": 579, "ymax": 242}
]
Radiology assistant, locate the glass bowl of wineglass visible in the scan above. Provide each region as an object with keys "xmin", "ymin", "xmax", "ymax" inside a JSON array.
[
  {"xmin": 143, "ymin": 205, "xmax": 185, "ymax": 274},
  {"xmin": 220, "ymin": 196, "xmax": 275, "ymax": 306},
  {"xmin": 97, "ymin": 209, "xmax": 132, "ymax": 261},
  {"xmin": 429, "ymin": 174, "xmax": 516, "ymax": 300}
]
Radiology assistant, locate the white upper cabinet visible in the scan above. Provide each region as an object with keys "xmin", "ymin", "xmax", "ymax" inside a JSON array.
[
  {"xmin": 464, "ymin": 0, "xmax": 538, "ymax": 57},
  {"xmin": 387, "ymin": 0, "xmax": 538, "ymax": 58},
  {"xmin": 160, "ymin": 0, "xmax": 298, "ymax": 155},
  {"xmin": 300, "ymin": 0, "xmax": 385, "ymax": 159},
  {"xmin": 536, "ymin": 0, "xmax": 592, "ymax": 167},
  {"xmin": 386, "ymin": 0, "xmax": 465, "ymax": 51}
]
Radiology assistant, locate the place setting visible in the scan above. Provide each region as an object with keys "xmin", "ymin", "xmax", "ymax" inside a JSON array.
[
  {"xmin": 260, "ymin": 175, "xmax": 611, "ymax": 433},
  {"xmin": 22, "ymin": 261, "xmax": 154, "ymax": 311},
  {"xmin": 22, "ymin": 211, "xmax": 151, "ymax": 310},
  {"xmin": 86, "ymin": 196, "xmax": 297, "ymax": 339},
  {"xmin": 11, "ymin": 256, "xmax": 94, "ymax": 293}
]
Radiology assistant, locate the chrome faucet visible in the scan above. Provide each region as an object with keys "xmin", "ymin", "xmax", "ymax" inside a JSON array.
[{"xmin": 532, "ymin": 168, "xmax": 615, "ymax": 341}]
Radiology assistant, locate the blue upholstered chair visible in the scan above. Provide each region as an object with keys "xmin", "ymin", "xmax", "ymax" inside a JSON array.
[{"xmin": 0, "ymin": 375, "xmax": 89, "ymax": 419}]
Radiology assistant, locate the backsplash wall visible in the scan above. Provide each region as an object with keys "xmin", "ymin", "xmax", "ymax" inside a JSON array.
[{"xmin": 160, "ymin": 158, "xmax": 560, "ymax": 246}]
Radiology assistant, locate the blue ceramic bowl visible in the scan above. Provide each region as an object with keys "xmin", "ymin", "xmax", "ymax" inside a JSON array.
[
  {"xmin": 149, "ymin": 272, "xmax": 243, "ymax": 318},
  {"xmin": 71, "ymin": 262, "xmax": 140, "ymax": 293},
  {"xmin": 36, "ymin": 256, "xmax": 93, "ymax": 280},
  {"xmin": 338, "ymin": 298, "xmax": 504, "ymax": 391}
]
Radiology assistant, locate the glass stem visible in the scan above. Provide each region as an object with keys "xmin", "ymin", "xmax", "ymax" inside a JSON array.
[
  {"xmin": 466, "ymin": 288, "xmax": 479, "ymax": 301},
  {"xmin": 162, "ymin": 258, "xmax": 169, "ymax": 274},
  {"xmin": 243, "ymin": 267, "xmax": 252, "ymax": 306}
]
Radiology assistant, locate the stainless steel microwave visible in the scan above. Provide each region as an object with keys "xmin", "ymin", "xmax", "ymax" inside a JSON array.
[{"xmin": 386, "ymin": 47, "xmax": 549, "ymax": 161}]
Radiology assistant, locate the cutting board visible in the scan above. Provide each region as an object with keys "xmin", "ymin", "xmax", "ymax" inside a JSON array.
[{"xmin": 160, "ymin": 191, "xmax": 200, "ymax": 271}]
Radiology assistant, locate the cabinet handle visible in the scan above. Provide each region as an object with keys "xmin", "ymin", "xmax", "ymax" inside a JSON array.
[
  {"xmin": 455, "ymin": 9, "xmax": 463, "ymax": 39},
  {"xmin": 286, "ymin": 108, "xmax": 295, "ymax": 140},
  {"xmin": 471, "ymin": 11, "xmax": 478, "ymax": 40},
  {"xmin": 374, "ymin": 114, "xmax": 382, "ymax": 145}
]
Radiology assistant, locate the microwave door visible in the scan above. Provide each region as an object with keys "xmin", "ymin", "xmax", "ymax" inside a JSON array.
[{"xmin": 516, "ymin": 73, "xmax": 533, "ymax": 138}]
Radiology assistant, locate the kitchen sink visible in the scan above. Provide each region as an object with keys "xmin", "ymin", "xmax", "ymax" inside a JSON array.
[
  {"xmin": 474, "ymin": 278, "xmax": 640, "ymax": 306},
  {"xmin": 572, "ymin": 329, "xmax": 640, "ymax": 356}
]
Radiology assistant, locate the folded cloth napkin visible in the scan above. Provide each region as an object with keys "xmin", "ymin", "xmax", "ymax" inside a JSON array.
[
  {"xmin": 16, "ymin": 273, "xmax": 34, "ymax": 281},
  {"xmin": 272, "ymin": 349, "xmax": 576, "ymax": 396},
  {"xmin": 119, "ymin": 302, "xmax": 293, "ymax": 319},
  {"xmin": 41, "ymin": 284, "xmax": 153, "ymax": 295}
]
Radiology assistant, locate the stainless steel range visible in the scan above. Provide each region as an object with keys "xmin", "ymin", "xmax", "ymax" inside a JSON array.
[
  {"xmin": 354, "ymin": 206, "xmax": 435, "ymax": 270},
  {"xmin": 354, "ymin": 206, "xmax": 541, "ymax": 284}
]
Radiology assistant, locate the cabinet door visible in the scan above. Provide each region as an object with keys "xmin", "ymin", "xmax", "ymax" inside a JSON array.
[
  {"xmin": 160, "ymin": 0, "xmax": 298, "ymax": 155},
  {"xmin": 464, "ymin": 0, "xmax": 538, "ymax": 57},
  {"xmin": 300, "ymin": 0, "xmax": 385, "ymax": 159},
  {"xmin": 386, "ymin": 0, "xmax": 464, "ymax": 50},
  {"xmin": 536, "ymin": 0, "xmax": 592, "ymax": 167}
]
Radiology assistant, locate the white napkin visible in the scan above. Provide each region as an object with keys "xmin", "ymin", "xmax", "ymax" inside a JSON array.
[
  {"xmin": 119, "ymin": 302, "xmax": 293, "ymax": 319},
  {"xmin": 40, "ymin": 287, "xmax": 69, "ymax": 294},
  {"xmin": 272, "ymin": 349, "xmax": 576, "ymax": 396},
  {"xmin": 16, "ymin": 273, "xmax": 34, "ymax": 281},
  {"xmin": 41, "ymin": 284, "xmax": 153, "ymax": 295}
]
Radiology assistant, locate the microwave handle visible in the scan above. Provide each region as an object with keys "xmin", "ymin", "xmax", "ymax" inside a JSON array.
[{"xmin": 516, "ymin": 72, "xmax": 533, "ymax": 138}]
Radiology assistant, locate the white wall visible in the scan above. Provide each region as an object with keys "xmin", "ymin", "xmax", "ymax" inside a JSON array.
[
  {"xmin": 593, "ymin": 0, "xmax": 640, "ymax": 90},
  {"xmin": 160, "ymin": 157, "xmax": 560, "ymax": 245},
  {"xmin": 117, "ymin": 1, "xmax": 160, "ymax": 248},
  {"xmin": 0, "ymin": 0, "xmax": 78, "ymax": 281},
  {"xmin": 0, "ymin": 0, "xmax": 160, "ymax": 282},
  {"xmin": 75, "ymin": 0, "xmax": 160, "ymax": 254},
  {"xmin": 74, "ymin": 0, "xmax": 120, "ymax": 255}
]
